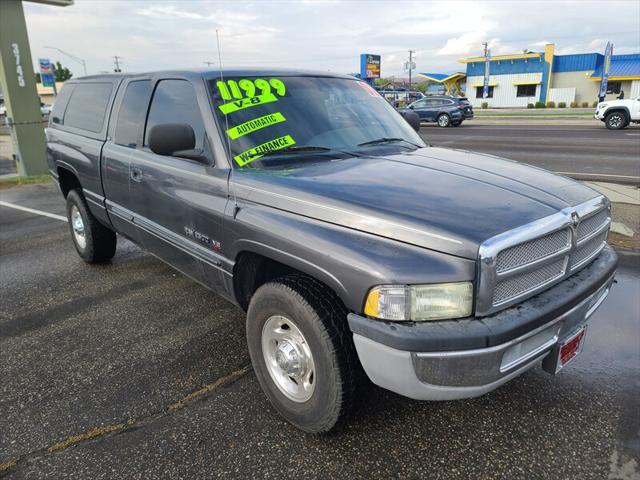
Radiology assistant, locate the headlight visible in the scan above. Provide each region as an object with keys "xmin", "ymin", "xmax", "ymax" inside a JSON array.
[
  {"xmin": 363, "ymin": 282, "xmax": 473, "ymax": 321},
  {"xmin": 598, "ymin": 103, "xmax": 607, "ymax": 109}
]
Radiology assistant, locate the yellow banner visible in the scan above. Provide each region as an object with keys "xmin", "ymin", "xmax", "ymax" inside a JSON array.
[
  {"xmin": 226, "ymin": 112, "xmax": 286, "ymax": 140},
  {"xmin": 219, "ymin": 93, "xmax": 278, "ymax": 115},
  {"xmin": 234, "ymin": 135, "xmax": 296, "ymax": 167}
]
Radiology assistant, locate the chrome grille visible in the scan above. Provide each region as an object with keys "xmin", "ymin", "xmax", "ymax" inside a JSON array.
[
  {"xmin": 496, "ymin": 228, "xmax": 570, "ymax": 273},
  {"xmin": 577, "ymin": 209, "xmax": 609, "ymax": 241},
  {"xmin": 477, "ymin": 196, "xmax": 611, "ymax": 316},
  {"xmin": 571, "ymin": 230, "xmax": 608, "ymax": 270},
  {"xmin": 493, "ymin": 258, "xmax": 567, "ymax": 305}
]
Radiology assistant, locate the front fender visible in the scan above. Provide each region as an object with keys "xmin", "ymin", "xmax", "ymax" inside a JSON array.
[{"xmin": 228, "ymin": 203, "xmax": 476, "ymax": 313}]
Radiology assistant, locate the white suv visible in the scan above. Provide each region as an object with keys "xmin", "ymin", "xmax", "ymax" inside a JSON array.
[{"xmin": 594, "ymin": 97, "xmax": 640, "ymax": 130}]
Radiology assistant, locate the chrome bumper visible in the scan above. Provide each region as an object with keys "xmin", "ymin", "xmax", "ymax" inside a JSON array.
[{"xmin": 353, "ymin": 275, "xmax": 614, "ymax": 401}]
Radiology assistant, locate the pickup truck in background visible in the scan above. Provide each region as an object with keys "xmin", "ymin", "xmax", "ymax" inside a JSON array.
[
  {"xmin": 594, "ymin": 97, "xmax": 640, "ymax": 129},
  {"xmin": 46, "ymin": 70, "xmax": 617, "ymax": 433}
]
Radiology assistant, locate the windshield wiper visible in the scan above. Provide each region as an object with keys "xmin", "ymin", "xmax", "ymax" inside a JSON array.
[
  {"xmin": 357, "ymin": 137, "xmax": 421, "ymax": 148},
  {"xmin": 260, "ymin": 145, "xmax": 333, "ymax": 156},
  {"xmin": 259, "ymin": 145, "xmax": 360, "ymax": 159}
]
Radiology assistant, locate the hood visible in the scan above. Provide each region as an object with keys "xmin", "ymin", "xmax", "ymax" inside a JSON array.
[{"xmin": 230, "ymin": 147, "xmax": 601, "ymax": 259}]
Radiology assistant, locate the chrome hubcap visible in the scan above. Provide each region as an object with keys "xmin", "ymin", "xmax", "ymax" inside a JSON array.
[
  {"xmin": 70, "ymin": 206, "xmax": 86, "ymax": 249},
  {"xmin": 262, "ymin": 315, "xmax": 315, "ymax": 402},
  {"xmin": 438, "ymin": 115, "xmax": 448, "ymax": 126},
  {"xmin": 609, "ymin": 115, "xmax": 622, "ymax": 127}
]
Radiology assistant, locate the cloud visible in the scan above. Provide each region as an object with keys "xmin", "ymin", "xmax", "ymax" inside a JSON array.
[{"xmin": 22, "ymin": 0, "xmax": 640, "ymax": 78}]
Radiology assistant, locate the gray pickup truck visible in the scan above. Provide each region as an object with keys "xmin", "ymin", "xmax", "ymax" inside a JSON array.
[{"xmin": 47, "ymin": 69, "xmax": 617, "ymax": 432}]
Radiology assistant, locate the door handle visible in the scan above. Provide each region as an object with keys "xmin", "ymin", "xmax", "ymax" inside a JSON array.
[{"xmin": 130, "ymin": 167, "xmax": 142, "ymax": 182}]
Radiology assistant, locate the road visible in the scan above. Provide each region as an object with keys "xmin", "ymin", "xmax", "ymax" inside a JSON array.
[
  {"xmin": 0, "ymin": 183, "xmax": 638, "ymax": 479},
  {"xmin": 420, "ymin": 123, "xmax": 640, "ymax": 184}
]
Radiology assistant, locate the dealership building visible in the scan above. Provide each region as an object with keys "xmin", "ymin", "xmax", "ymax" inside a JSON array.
[{"xmin": 420, "ymin": 44, "xmax": 640, "ymax": 108}]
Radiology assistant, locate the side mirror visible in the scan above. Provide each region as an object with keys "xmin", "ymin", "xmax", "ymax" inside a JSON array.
[
  {"xmin": 399, "ymin": 110, "xmax": 421, "ymax": 132},
  {"xmin": 148, "ymin": 123, "xmax": 196, "ymax": 157},
  {"xmin": 408, "ymin": 104, "xmax": 414, "ymax": 109}
]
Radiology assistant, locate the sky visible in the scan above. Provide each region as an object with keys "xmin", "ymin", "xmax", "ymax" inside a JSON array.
[{"xmin": 23, "ymin": 0, "xmax": 640, "ymax": 79}]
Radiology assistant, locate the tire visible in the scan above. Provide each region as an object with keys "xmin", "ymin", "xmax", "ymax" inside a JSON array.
[
  {"xmin": 246, "ymin": 274, "xmax": 362, "ymax": 433},
  {"xmin": 66, "ymin": 189, "xmax": 117, "ymax": 263},
  {"xmin": 437, "ymin": 113, "xmax": 451, "ymax": 127},
  {"xmin": 605, "ymin": 111, "xmax": 627, "ymax": 130}
]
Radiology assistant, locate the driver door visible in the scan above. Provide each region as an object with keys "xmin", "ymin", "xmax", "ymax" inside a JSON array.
[{"xmin": 129, "ymin": 77, "xmax": 230, "ymax": 290}]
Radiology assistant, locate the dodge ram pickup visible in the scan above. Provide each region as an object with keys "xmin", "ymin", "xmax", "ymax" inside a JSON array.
[{"xmin": 47, "ymin": 69, "xmax": 617, "ymax": 432}]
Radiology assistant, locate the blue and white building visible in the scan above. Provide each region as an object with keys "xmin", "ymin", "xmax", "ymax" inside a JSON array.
[{"xmin": 420, "ymin": 44, "xmax": 640, "ymax": 108}]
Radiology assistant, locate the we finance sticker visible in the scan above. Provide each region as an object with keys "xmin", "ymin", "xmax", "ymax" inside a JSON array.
[
  {"xmin": 233, "ymin": 135, "xmax": 296, "ymax": 167},
  {"xmin": 226, "ymin": 112, "xmax": 286, "ymax": 140}
]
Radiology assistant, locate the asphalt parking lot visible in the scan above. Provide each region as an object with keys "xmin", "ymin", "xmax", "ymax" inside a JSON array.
[
  {"xmin": 1, "ymin": 181, "xmax": 638, "ymax": 479},
  {"xmin": 420, "ymin": 123, "xmax": 640, "ymax": 184}
]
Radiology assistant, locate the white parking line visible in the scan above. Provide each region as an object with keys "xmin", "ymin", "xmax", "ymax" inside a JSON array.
[{"xmin": 0, "ymin": 200, "xmax": 67, "ymax": 222}]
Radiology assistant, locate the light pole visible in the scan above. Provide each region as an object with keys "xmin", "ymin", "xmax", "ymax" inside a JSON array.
[{"xmin": 44, "ymin": 46, "xmax": 87, "ymax": 76}]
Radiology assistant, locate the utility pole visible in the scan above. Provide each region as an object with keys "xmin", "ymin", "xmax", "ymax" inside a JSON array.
[
  {"xmin": 113, "ymin": 56, "xmax": 122, "ymax": 73},
  {"xmin": 407, "ymin": 50, "xmax": 415, "ymax": 89}
]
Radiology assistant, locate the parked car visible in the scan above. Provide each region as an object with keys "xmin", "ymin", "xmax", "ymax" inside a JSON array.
[
  {"xmin": 594, "ymin": 97, "xmax": 640, "ymax": 129},
  {"xmin": 46, "ymin": 70, "xmax": 617, "ymax": 433},
  {"xmin": 379, "ymin": 89, "xmax": 424, "ymax": 107},
  {"xmin": 40, "ymin": 103, "xmax": 53, "ymax": 116},
  {"xmin": 405, "ymin": 95, "xmax": 473, "ymax": 127}
]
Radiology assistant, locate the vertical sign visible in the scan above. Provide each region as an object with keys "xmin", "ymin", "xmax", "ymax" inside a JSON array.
[
  {"xmin": 360, "ymin": 53, "xmax": 381, "ymax": 85},
  {"xmin": 38, "ymin": 58, "xmax": 55, "ymax": 88},
  {"xmin": 483, "ymin": 47, "xmax": 491, "ymax": 99},
  {"xmin": 598, "ymin": 42, "xmax": 613, "ymax": 101}
]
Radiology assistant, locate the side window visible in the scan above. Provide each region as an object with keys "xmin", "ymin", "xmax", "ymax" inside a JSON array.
[
  {"xmin": 114, "ymin": 80, "xmax": 151, "ymax": 148},
  {"xmin": 413, "ymin": 99, "xmax": 427, "ymax": 108},
  {"xmin": 475, "ymin": 86, "xmax": 494, "ymax": 99},
  {"xmin": 144, "ymin": 80, "xmax": 205, "ymax": 149},
  {"xmin": 50, "ymin": 83, "xmax": 75, "ymax": 124},
  {"xmin": 63, "ymin": 83, "xmax": 113, "ymax": 133}
]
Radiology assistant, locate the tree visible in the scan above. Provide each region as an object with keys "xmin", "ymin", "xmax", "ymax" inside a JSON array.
[{"xmin": 54, "ymin": 61, "xmax": 73, "ymax": 82}]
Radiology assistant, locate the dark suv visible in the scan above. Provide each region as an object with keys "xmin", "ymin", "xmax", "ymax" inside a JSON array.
[{"xmin": 406, "ymin": 95, "xmax": 473, "ymax": 127}]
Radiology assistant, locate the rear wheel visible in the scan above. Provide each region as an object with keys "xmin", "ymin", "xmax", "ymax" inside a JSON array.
[
  {"xmin": 66, "ymin": 189, "xmax": 116, "ymax": 263},
  {"xmin": 437, "ymin": 113, "xmax": 451, "ymax": 127},
  {"xmin": 605, "ymin": 111, "xmax": 628, "ymax": 130},
  {"xmin": 246, "ymin": 274, "xmax": 362, "ymax": 433}
]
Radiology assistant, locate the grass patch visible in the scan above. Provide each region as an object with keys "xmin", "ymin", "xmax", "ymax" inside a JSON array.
[{"xmin": 0, "ymin": 175, "xmax": 52, "ymax": 189}]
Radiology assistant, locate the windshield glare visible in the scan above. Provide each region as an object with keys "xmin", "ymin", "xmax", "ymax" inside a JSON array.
[{"xmin": 209, "ymin": 76, "xmax": 425, "ymax": 168}]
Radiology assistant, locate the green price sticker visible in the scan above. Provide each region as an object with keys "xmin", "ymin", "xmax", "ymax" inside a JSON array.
[
  {"xmin": 234, "ymin": 135, "xmax": 296, "ymax": 167},
  {"xmin": 219, "ymin": 93, "xmax": 278, "ymax": 115},
  {"xmin": 226, "ymin": 112, "xmax": 286, "ymax": 140}
]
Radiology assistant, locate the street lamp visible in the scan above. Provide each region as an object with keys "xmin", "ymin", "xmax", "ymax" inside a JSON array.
[{"xmin": 44, "ymin": 46, "xmax": 87, "ymax": 76}]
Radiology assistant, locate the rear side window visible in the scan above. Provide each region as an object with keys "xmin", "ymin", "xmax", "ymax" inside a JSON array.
[
  {"xmin": 50, "ymin": 84, "xmax": 75, "ymax": 124},
  {"xmin": 63, "ymin": 83, "xmax": 113, "ymax": 133},
  {"xmin": 114, "ymin": 80, "xmax": 151, "ymax": 148},
  {"xmin": 144, "ymin": 79, "xmax": 204, "ymax": 149}
]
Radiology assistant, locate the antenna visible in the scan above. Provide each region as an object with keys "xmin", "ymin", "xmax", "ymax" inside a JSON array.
[
  {"xmin": 113, "ymin": 55, "xmax": 122, "ymax": 73},
  {"xmin": 216, "ymin": 29, "xmax": 235, "ymax": 194}
]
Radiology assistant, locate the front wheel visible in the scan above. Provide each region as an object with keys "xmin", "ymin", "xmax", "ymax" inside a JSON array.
[
  {"xmin": 66, "ymin": 189, "xmax": 117, "ymax": 263},
  {"xmin": 246, "ymin": 274, "xmax": 362, "ymax": 433},
  {"xmin": 605, "ymin": 111, "xmax": 628, "ymax": 130},
  {"xmin": 437, "ymin": 113, "xmax": 451, "ymax": 127}
]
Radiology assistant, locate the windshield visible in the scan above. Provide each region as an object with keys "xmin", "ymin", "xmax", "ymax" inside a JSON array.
[{"xmin": 208, "ymin": 76, "xmax": 425, "ymax": 168}]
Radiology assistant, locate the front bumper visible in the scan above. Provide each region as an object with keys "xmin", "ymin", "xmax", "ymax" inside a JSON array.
[{"xmin": 348, "ymin": 246, "xmax": 617, "ymax": 400}]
